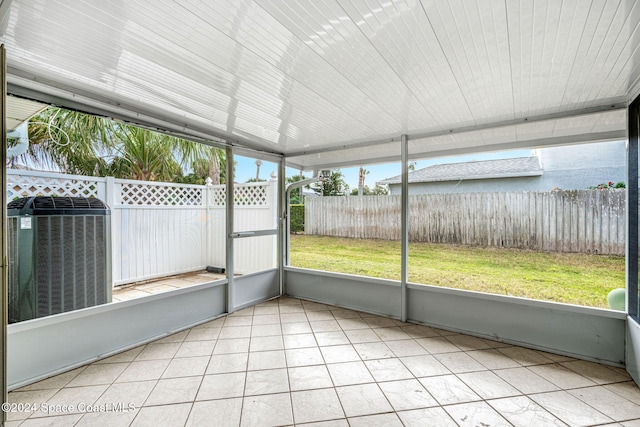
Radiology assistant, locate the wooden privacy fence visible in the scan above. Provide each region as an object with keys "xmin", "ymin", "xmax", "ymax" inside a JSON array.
[{"xmin": 305, "ymin": 189, "xmax": 626, "ymax": 255}]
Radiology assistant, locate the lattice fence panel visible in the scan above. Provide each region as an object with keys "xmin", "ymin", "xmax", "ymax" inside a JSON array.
[
  {"xmin": 235, "ymin": 184, "xmax": 268, "ymax": 206},
  {"xmin": 210, "ymin": 186, "xmax": 227, "ymax": 206},
  {"xmin": 120, "ymin": 182, "xmax": 203, "ymax": 206},
  {"xmin": 7, "ymin": 173, "xmax": 100, "ymax": 202},
  {"xmin": 208, "ymin": 184, "xmax": 269, "ymax": 207}
]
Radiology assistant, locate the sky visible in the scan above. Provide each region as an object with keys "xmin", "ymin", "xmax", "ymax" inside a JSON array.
[{"xmin": 234, "ymin": 149, "xmax": 532, "ymax": 190}]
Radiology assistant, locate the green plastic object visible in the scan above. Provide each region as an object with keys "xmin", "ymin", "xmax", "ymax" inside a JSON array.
[{"xmin": 607, "ymin": 288, "xmax": 626, "ymax": 311}]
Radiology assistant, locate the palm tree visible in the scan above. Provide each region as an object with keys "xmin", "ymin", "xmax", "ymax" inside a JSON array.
[
  {"xmin": 108, "ymin": 127, "xmax": 182, "ymax": 181},
  {"xmin": 313, "ymin": 170, "xmax": 349, "ymax": 196},
  {"xmin": 286, "ymin": 173, "xmax": 308, "ymax": 204},
  {"xmin": 13, "ymin": 107, "xmax": 114, "ymax": 175},
  {"xmin": 12, "ymin": 106, "xmax": 225, "ymax": 183},
  {"xmin": 176, "ymin": 150, "xmax": 228, "ymax": 185},
  {"xmin": 358, "ymin": 166, "xmax": 369, "ymax": 196},
  {"xmin": 255, "ymin": 159, "xmax": 262, "ymax": 181},
  {"xmin": 208, "ymin": 150, "xmax": 222, "ymax": 185}
]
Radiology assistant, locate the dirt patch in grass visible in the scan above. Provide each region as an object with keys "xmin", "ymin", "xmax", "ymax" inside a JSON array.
[{"xmin": 289, "ymin": 235, "xmax": 625, "ymax": 309}]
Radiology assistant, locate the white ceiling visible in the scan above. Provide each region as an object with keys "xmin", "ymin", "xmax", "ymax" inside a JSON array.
[{"xmin": 1, "ymin": 0, "xmax": 639, "ymax": 169}]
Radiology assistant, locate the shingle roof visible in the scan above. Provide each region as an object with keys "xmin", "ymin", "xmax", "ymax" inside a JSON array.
[{"xmin": 378, "ymin": 156, "xmax": 542, "ymax": 185}]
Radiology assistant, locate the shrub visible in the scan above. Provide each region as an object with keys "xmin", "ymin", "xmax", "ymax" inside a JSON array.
[
  {"xmin": 290, "ymin": 204, "xmax": 304, "ymax": 233},
  {"xmin": 588, "ymin": 181, "xmax": 626, "ymax": 190}
]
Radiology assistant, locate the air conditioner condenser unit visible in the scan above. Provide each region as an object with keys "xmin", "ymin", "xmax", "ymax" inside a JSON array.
[{"xmin": 7, "ymin": 196, "xmax": 112, "ymax": 323}]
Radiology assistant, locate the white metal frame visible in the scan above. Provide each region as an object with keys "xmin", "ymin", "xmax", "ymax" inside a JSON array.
[
  {"xmin": 1, "ymin": 42, "xmax": 8, "ymax": 426},
  {"xmin": 626, "ymin": 95, "xmax": 640, "ymax": 382},
  {"xmin": 3, "ymin": 0, "xmax": 640, "ymax": 400},
  {"xmin": 284, "ymin": 267, "xmax": 626, "ymax": 366}
]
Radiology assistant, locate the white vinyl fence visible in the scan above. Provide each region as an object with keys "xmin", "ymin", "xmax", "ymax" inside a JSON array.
[{"xmin": 7, "ymin": 170, "xmax": 278, "ymax": 285}]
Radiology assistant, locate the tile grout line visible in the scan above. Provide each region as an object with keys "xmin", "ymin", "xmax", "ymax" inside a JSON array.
[{"xmin": 9, "ymin": 296, "xmax": 640, "ymax": 426}]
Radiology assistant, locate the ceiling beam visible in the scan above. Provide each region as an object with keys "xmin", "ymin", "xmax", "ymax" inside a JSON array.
[
  {"xmin": 289, "ymin": 129, "xmax": 626, "ymax": 171},
  {"xmin": 286, "ymin": 104, "xmax": 626, "ymax": 159}
]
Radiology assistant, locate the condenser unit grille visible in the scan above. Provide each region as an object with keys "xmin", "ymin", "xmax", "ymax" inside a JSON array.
[
  {"xmin": 7, "ymin": 196, "xmax": 111, "ymax": 323},
  {"xmin": 35, "ymin": 216, "xmax": 107, "ymax": 317},
  {"xmin": 7, "ymin": 217, "xmax": 17, "ymax": 287},
  {"xmin": 7, "ymin": 217, "xmax": 20, "ymax": 322}
]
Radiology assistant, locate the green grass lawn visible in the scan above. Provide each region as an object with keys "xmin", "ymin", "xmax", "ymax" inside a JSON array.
[{"xmin": 289, "ymin": 234, "xmax": 625, "ymax": 308}]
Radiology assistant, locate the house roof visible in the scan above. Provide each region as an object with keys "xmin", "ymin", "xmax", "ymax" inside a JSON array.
[
  {"xmin": 378, "ymin": 156, "xmax": 542, "ymax": 185},
  {"xmin": 1, "ymin": 1, "xmax": 638, "ymax": 169}
]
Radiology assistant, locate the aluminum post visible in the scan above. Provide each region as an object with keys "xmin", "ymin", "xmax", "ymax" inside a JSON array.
[
  {"xmin": 628, "ymin": 96, "xmax": 640, "ymax": 318},
  {"xmin": 1, "ymin": 43, "xmax": 8, "ymax": 426},
  {"xmin": 278, "ymin": 159, "xmax": 286, "ymax": 295},
  {"xmin": 225, "ymin": 146, "xmax": 235, "ymax": 313},
  {"xmin": 401, "ymin": 134, "xmax": 409, "ymax": 322}
]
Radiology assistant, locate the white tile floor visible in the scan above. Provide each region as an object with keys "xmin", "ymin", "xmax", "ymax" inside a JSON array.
[
  {"xmin": 7, "ymin": 296, "xmax": 640, "ymax": 427},
  {"xmin": 111, "ymin": 272, "xmax": 226, "ymax": 302}
]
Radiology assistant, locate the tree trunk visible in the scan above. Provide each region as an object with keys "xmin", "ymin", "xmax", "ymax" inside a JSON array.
[
  {"xmin": 209, "ymin": 152, "xmax": 220, "ymax": 185},
  {"xmin": 255, "ymin": 159, "xmax": 262, "ymax": 181}
]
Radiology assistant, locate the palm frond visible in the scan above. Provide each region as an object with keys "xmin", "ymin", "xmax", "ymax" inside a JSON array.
[{"xmin": 11, "ymin": 106, "xmax": 225, "ymax": 183}]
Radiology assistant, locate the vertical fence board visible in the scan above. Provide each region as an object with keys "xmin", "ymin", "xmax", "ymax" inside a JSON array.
[
  {"xmin": 617, "ymin": 190, "xmax": 626, "ymax": 254},
  {"xmin": 602, "ymin": 190, "xmax": 611, "ymax": 254},
  {"xmin": 541, "ymin": 192, "xmax": 549, "ymax": 252},
  {"xmin": 569, "ymin": 192, "xmax": 580, "ymax": 252},
  {"xmin": 585, "ymin": 191, "xmax": 593, "ymax": 253}
]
